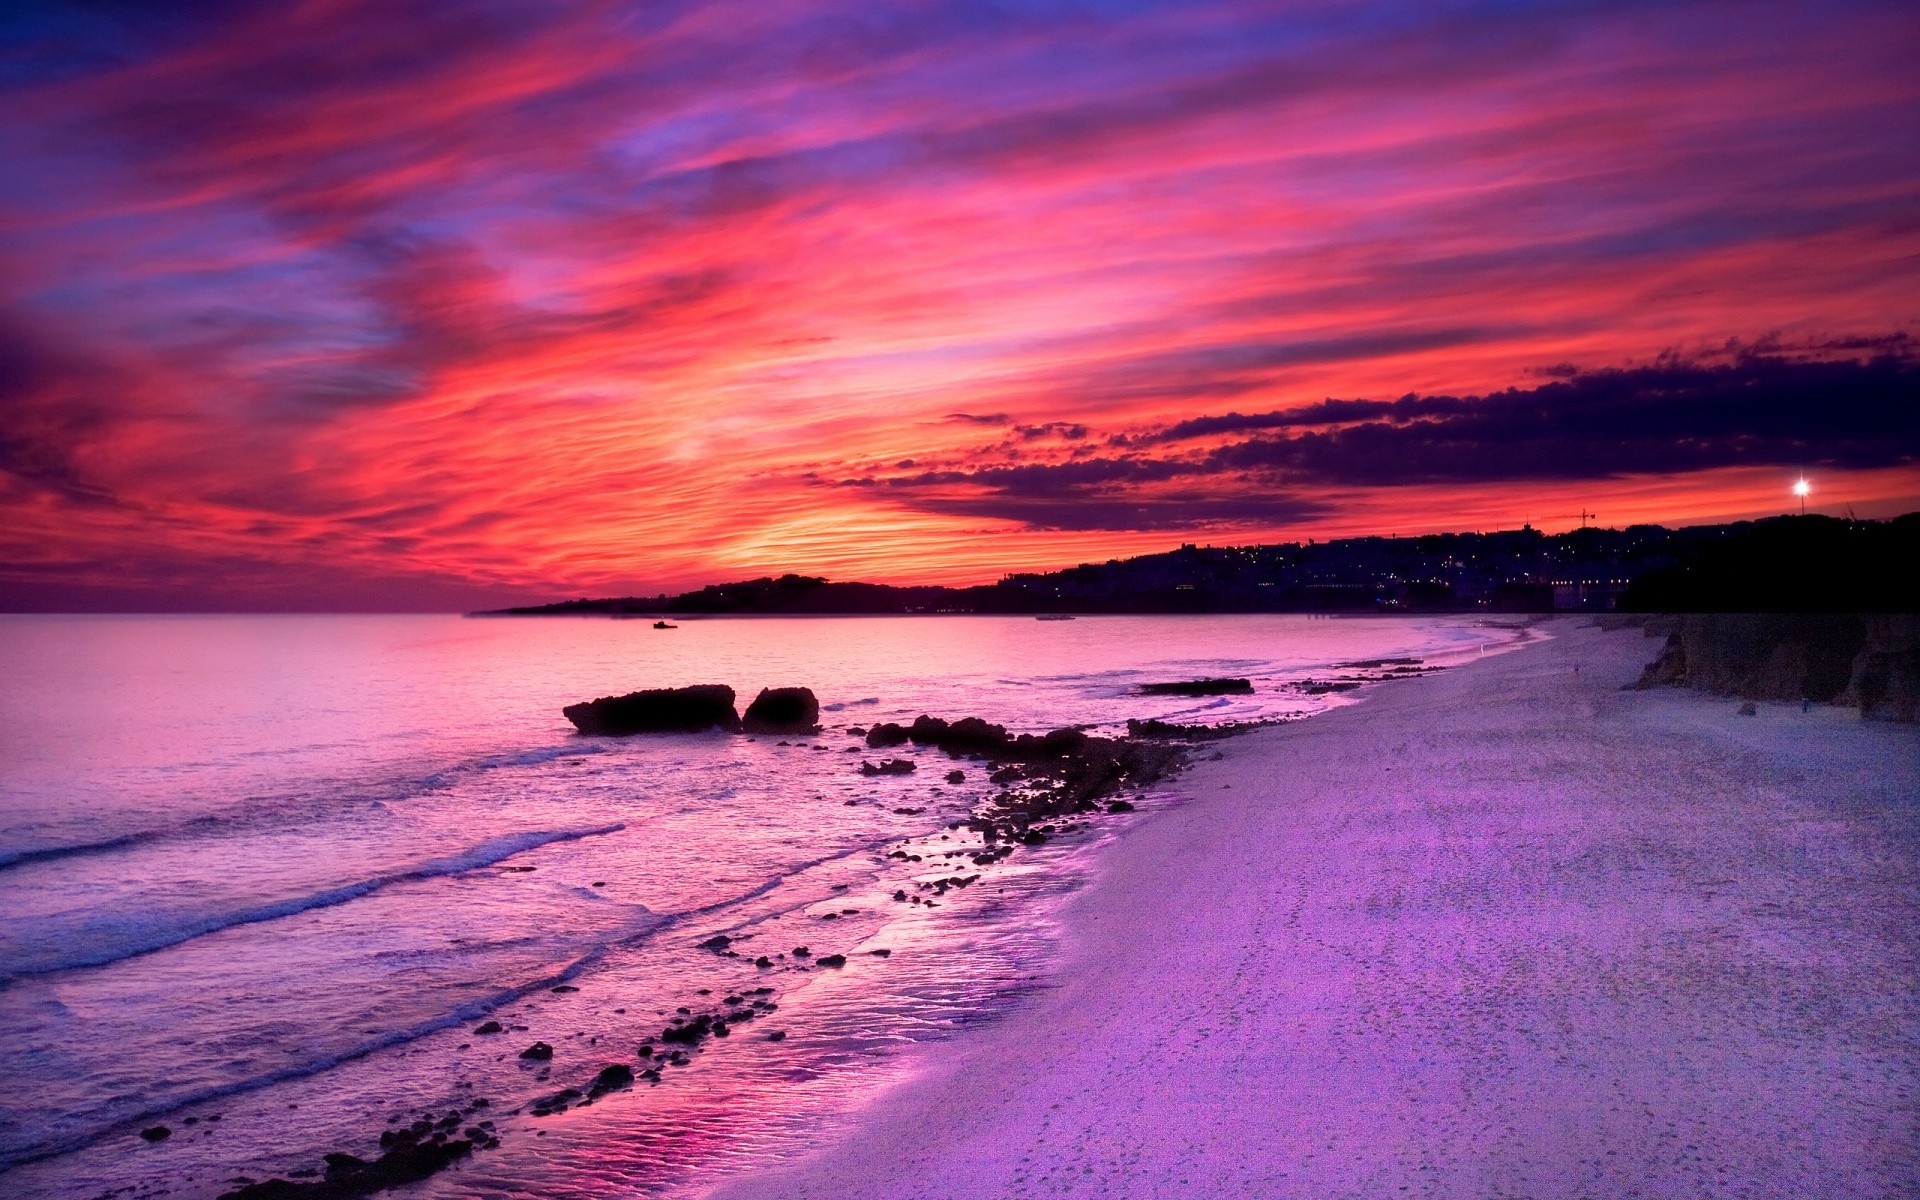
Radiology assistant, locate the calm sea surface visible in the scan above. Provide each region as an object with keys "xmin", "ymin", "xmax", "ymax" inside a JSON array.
[{"xmin": 0, "ymin": 613, "xmax": 1522, "ymax": 1199}]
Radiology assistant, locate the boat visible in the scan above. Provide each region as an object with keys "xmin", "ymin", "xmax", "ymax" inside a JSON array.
[
  {"xmin": 653, "ymin": 620, "xmax": 678, "ymax": 629},
  {"xmin": 1035, "ymin": 614, "xmax": 1076, "ymax": 621}
]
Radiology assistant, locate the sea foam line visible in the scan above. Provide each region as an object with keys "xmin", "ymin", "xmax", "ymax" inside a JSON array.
[
  {"xmin": 0, "ymin": 835, "xmax": 897, "ymax": 1175},
  {"xmin": 0, "ymin": 742, "xmax": 603, "ymax": 874},
  {"xmin": 0, "ymin": 824, "xmax": 627, "ymax": 983},
  {"xmin": 0, "ymin": 945, "xmax": 617, "ymax": 1174}
]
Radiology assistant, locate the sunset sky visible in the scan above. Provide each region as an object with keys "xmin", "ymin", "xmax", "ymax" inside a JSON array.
[{"xmin": 2, "ymin": 0, "xmax": 1916, "ymax": 610}]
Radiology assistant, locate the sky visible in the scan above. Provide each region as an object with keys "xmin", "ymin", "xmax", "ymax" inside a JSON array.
[{"xmin": 1, "ymin": 0, "xmax": 1916, "ymax": 611}]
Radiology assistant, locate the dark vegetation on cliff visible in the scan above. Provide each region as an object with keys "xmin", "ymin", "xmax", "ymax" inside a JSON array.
[
  {"xmin": 484, "ymin": 514, "xmax": 1916, "ymax": 618},
  {"xmin": 1618, "ymin": 514, "xmax": 1919, "ymax": 612}
]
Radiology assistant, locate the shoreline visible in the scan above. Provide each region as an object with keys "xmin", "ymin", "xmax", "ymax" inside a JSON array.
[{"xmin": 707, "ymin": 617, "xmax": 1920, "ymax": 1199}]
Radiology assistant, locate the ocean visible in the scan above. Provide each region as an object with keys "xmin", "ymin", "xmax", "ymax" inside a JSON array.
[{"xmin": 0, "ymin": 613, "xmax": 1523, "ymax": 1199}]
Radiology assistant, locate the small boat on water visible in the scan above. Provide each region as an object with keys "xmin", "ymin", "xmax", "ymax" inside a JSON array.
[
  {"xmin": 653, "ymin": 620, "xmax": 678, "ymax": 629},
  {"xmin": 1035, "ymin": 614, "xmax": 1076, "ymax": 621}
]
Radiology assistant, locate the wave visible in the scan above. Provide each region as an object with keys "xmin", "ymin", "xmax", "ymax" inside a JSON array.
[
  {"xmin": 0, "ymin": 828, "xmax": 170, "ymax": 872},
  {"xmin": 0, "ymin": 824, "xmax": 626, "ymax": 982},
  {"xmin": 0, "ymin": 742, "xmax": 603, "ymax": 876},
  {"xmin": 0, "ymin": 945, "xmax": 617, "ymax": 1174},
  {"xmin": 0, "ymin": 834, "xmax": 893, "ymax": 1174}
]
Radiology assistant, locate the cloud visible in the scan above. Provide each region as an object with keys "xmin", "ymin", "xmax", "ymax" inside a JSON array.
[
  {"xmin": 2, "ymin": 0, "xmax": 1918, "ymax": 603},
  {"xmin": 857, "ymin": 351, "xmax": 1920, "ymax": 529},
  {"xmin": 914, "ymin": 491, "xmax": 1328, "ymax": 532}
]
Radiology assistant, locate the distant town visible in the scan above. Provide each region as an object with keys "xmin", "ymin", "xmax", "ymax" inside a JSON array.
[{"xmin": 488, "ymin": 513, "xmax": 1918, "ymax": 617}]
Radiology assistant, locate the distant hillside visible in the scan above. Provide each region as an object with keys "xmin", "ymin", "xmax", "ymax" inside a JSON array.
[{"xmin": 482, "ymin": 514, "xmax": 1919, "ymax": 618}]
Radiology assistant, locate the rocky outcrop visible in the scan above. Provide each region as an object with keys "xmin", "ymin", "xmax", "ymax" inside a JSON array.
[
  {"xmin": 563, "ymin": 685, "xmax": 740, "ymax": 734},
  {"xmin": 1633, "ymin": 614, "xmax": 1917, "ymax": 721},
  {"xmin": 1633, "ymin": 615, "xmax": 1862, "ymax": 701},
  {"xmin": 741, "ymin": 687, "xmax": 820, "ymax": 734},
  {"xmin": 1634, "ymin": 635, "xmax": 1689, "ymax": 688},
  {"xmin": 1838, "ymin": 615, "xmax": 1920, "ymax": 722}
]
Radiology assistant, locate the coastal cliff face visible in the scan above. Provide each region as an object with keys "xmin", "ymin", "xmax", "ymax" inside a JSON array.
[
  {"xmin": 1635, "ymin": 614, "xmax": 1919, "ymax": 721},
  {"xmin": 1839, "ymin": 615, "xmax": 1920, "ymax": 723}
]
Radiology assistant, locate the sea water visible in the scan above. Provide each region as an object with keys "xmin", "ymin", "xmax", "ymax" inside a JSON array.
[{"xmin": 0, "ymin": 613, "xmax": 1521, "ymax": 1198}]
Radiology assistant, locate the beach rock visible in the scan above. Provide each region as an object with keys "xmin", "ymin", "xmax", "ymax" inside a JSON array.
[
  {"xmin": 1737, "ymin": 701, "xmax": 1758, "ymax": 716},
  {"xmin": 865, "ymin": 723, "xmax": 910, "ymax": 748},
  {"xmin": 861, "ymin": 758, "xmax": 916, "ymax": 776},
  {"xmin": 815, "ymin": 954, "xmax": 848, "ymax": 968},
  {"xmin": 473, "ymin": 1021, "xmax": 503, "ymax": 1035},
  {"xmin": 660, "ymin": 1016, "xmax": 712, "ymax": 1045},
  {"xmin": 742, "ymin": 687, "xmax": 821, "ymax": 734},
  {"xmin": 140, "ymin": 1125, "xmax": 171, "ymax": 1142},
  {"xmin": 697, "ymin": 935, "xmax": 732, "ymax": 951},
  {"xmin": 1126, "ymin": 717, "xmax": 1237, "ymax": 740},
  {"xmin": 945, "ymin": 770, "xmax": 966, "ymax": 784},
  {"xmin": 1138, "ymin": 678, "xmax": 1252, "ymax": 696},
  {"xmin": 219, "ymin": 1129, "xmax": 480, "ymax": 1200},
  {"xmin": 563, "ymin": 685, "xmax": 740, "ymax": 735},
  {"xmin": 908, "ymin": 715, "xmax": 1013, "ymax": 754},
  {"xmin": 587, "ymin": 1064, "xmax": 634, "ymax": 1097},
  {"xmin": 767, "ymin": 1030, "xmax": 787, "ymax": 1041},
  {"xmin": 519, "ymin": 1042, "xmax": 554, "ymax": 1061},
  {"xmin": 1107, "ymin": 800, "xmax": 1135, "ymax": 813},
  {"xmin": 529, "ymin": 1087, "xmax": 582, "ymax": 1117}
]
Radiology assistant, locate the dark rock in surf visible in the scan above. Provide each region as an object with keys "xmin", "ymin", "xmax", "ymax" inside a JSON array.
[
  {"xmin": 473, "ymin": 1021, "xmax": 504, "ymax": 1035},
  {"xmin": 945, "ymin": 769, "xmax": 966, "ymax": 784},
  {"xmin": 742, "ymin": 687, "xmax": 821, "ymax": 734},
  {"xmin": 519, "ymin": 1042, "xmax": 554, "ymax": 1061},
  {"xmin": 140, "ymin": 1126, "xmax": 171, "ymax": 1142},
  {"xmin": 587, "ymin": 1064, "xmax": 634, "ymax": 1097},
  {"xmin": 865, "ymin": 722, "xmax": 910, "ymax": 748},
  {"xmin": 815, "ymin": 954, "xmax": 847, "ymax": 968},
  {"xmin": 861, "ymin": 758, "xmax": 916, "ymax": 776},
  {"xmin": 1138, "ymin": 678, "xmax": 1252, "ymax": 696},
  {"xmin": 563, "ymin": 685, "xmax": 741, "ymax": 735},
  {"xmin": 218, "ymin": 1129, "xmax": 482, "ymax": 1200},
  {"xmin": 909, "ymin": 715, "xmax": 1012, "ymax": 754}
]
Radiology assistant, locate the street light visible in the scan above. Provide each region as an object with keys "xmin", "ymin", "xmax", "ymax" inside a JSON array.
[{"xmin": 1793, "ymin": 477, "xmax": 1810, "ymax": 514}]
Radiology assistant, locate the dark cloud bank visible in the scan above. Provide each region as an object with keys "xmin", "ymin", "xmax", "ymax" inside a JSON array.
[{"xmin": 860, "ymin": 352, "xmax": 1920, "ymax": 530}]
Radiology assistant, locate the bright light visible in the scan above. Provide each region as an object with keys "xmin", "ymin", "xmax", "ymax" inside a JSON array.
[{"xmin": 1792, "ymin": 478, "xmax": 1811, "ymax": 498}]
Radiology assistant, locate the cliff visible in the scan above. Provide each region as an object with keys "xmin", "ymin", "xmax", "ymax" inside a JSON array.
[{"xmin": 1635, "ymin": 614, "xmax": 1919, "ymax": 721}]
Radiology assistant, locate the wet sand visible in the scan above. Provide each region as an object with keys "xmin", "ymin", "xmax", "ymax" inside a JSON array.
[{"xmin": 709, "ymin": 617, "xmax": 1920, "ymax": 1199}]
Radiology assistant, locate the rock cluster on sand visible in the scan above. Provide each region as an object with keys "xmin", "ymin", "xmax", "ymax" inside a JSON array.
[
  {"xmin": 742, "ymin": 687, "xmax": 821, "ymax": 734},
  {"xmin": 563, "ymin": 685, "xmax": 741, "ymax": 734},
  {"xmin": 864, "ymin": 711, "xmax": 1186, "ymax": 836}
]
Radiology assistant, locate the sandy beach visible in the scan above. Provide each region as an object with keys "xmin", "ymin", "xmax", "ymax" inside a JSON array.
[{"xmin": 710, "ymin": 618, "xmax": 1920, "ymax": 1200}]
